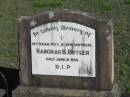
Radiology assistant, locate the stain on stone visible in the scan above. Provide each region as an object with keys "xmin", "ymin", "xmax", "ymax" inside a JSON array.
[
  {"xmin": 107, "ymin": 35, "xmax": 111, "ymax": 41},
  {"xmin": 30, "ymin": 20, "xmax": 37, "ymax": 27},
  {"xmin": 106, "ymin": 30, "xmax": 111, "ymax": 41},
  {"xmin": 49, "ymin": 12, "xmax": 54, "ymax": 19},
  {"xmin": 71, "ymin": 40, "xmax": 75, "ymax": 50},
  {"xmin": 79, "ymin": 60, "xmax": 93, "ymax": 76},
  {"xmin": 82, "ymin": 35, "xmax": 85, "ymax": 50}
]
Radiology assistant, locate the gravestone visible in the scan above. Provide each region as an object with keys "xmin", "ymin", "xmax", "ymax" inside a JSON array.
[{"xmin": 13, "ymin": 10, "xmax": 116, "ymax": 97}]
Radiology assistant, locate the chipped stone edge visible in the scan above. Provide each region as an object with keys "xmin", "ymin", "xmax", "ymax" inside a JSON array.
[
  {"xmin": 17, "ymin": 16, "xmax": 32, "ymax": 24},
  {"xmin": 105, "ymin": 19, "xmax": 114, "ymax": 85},
  {"xmin": 110, "ymin": 20, "xmax": 114, "ymax": 85},
  {"xmin": 17, "ymin": 10, "xmax": 112, "ymax": 24}
]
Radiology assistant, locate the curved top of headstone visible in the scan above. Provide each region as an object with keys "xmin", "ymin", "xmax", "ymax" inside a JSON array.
[{"xmin": 18, "ymin": 10, "xmax": 112, "ymax": 29}]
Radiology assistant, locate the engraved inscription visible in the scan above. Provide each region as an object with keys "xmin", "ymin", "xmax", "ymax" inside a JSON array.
[{"xmin": 31, "ymin": 22, "xmax": 95, "ymax": 77}]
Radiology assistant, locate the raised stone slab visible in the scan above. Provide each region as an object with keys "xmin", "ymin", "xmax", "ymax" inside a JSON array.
[
  {"xmin": 0, "ymin": 89, "xmax": 5, "ymax": 97},
  {"xmin": 12, "ymin": 84, "xmax": 120, "ymax": 97}
]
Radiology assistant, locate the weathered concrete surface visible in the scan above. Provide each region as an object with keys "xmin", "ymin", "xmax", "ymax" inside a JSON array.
[
  {"xmin": 0, "ymin": 89, "xmax": 5, "ymax": 97},
  {"xmin": 12, "ymin": 83, "xmax": 120, "ymax": 97}
]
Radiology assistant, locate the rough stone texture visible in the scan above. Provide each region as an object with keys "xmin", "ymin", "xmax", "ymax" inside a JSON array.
[
  {"xmin": 0, "ymin": 89, "xmax": 5, "ymax": 97},
  {"xmin": 18, "ymin": 10, "xmax": 114, "ymax": 90},
  {"xmin": 12, "ymin": 84, "xmax": 120, "ymax": 97}
]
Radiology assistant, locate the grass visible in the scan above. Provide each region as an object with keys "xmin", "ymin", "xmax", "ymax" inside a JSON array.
[
  {"xmin": 34, "ymin": 0, "xmax": 65, "ymax": 8},
  {"xmin": 102, "ymin": 2, "xmax": 113, "ymax": 11},
  {"xmin": 0, "ymin": 0, "xmax": 130, "ymax": 94},
  {"xmin": 33, "ymin": 0, "xmax": 65, "ymax": 11},
  {"xmin": 126, "ymin": 0, "xmax": 130, "ymax": 4}
]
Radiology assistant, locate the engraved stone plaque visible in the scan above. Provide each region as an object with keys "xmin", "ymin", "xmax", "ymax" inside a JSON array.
[{"xmin": 31, "ymin": 22, "xmax": 95, "ymax": 77}]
